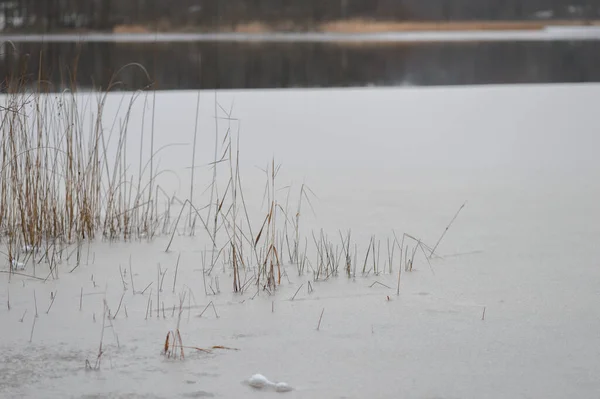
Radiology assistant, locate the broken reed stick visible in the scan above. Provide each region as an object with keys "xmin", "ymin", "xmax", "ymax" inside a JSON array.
[
  {"xmin": 198, "ymin": 301, "xmax": 219, "ymax": 318},
  {"xmin": 46, "ymin": 291, "xmax": 57, "ymax": 314},
  {"xmin": 0, "ymin": 271, "xmax": 44, "ymax": 280},
  {"xmin": 29, "ymin": 316, "xmax": 37, "ymax": 343},
  {"xmin": 145, "ymin": 289, "xmax": 152, "ymax": 320},
  {"xmin": 33, "ymin": 290, "xmax": 38, "ymax": 317},
  {"xmin": 396, "ymin": 250, "xmax": 402, "ymax": 295},
  {"xmin": 172, "ymin": 253, "xmax": 181, "ymax": 293},
  {"xmin": 157, "ymin": 265, "xmax": 160, "ymax": 318},
  {"xmin": 430, "ymin": 201, "xmax": 466, "ymax": 257},
  {"xmin": 129, "ymin": 256, "xmax": 136, "ymax": 294},
  {"xmin": 418, "ymin": 242, "xmax": 435, "ymax": 276},
  {"xmin": 113, "ymin": 292, "xmax": 126, "ymax": 319},
  {"xmin": 369, "ymin": 281, "xmax": 392, "ymax": 289},
  {"xmin": 140, "ymin": 282, "xmax": 152, "ymax": 295},
  {"xmin": 316, "ymin": 308, "xmax": 325, "ymax": 331},
  {"xmin": 119, "ymin": 265, "xmax": 126, "ymax": 290},
  {"xmin": 290, "ymin": 283, "xmax": 304, "ymax": 300}
]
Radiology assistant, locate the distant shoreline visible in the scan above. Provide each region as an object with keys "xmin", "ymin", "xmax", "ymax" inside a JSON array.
[
  {"xmin": 3, "ymin": 21, "xmax": 600, "ymax": 44},
  {"xmin": 315, "ymin": 19, "xmax": 600, "ymax": 33},
  {"xmin": 218, "ymin": 19, "xmax": 600, "ymax": 34},
  {"xmin": 3, "ymin": 19, "xmax": 600, "ymax": 36}
]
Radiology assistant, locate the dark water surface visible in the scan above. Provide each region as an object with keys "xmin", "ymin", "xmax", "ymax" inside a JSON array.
[{"xmin": 1, "ymin": 39, "xmax": 599, "ymax": 91}]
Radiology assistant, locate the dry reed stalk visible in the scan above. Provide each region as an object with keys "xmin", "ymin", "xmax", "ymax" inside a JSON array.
[
  {"xmin": 46, "ymin": 291, "xmax": 56, "ymax": 314},
  {"xmin": 33, "ymin": 289, "xmax": 38, "ymax": 317},
  {"xmin": 129, "ymin": 259, "xmax": 135, "ymax": 294},
  {"xmin": 112, "ymin": 292, "xmax": 126, "ymax": 319},
  {"xmin": 163, "ymin": 292, "xmax": 187, "ymax": 359},
  {"xmin": 172, "ymin": 253, "xmax": 181, "ymax": 293},
  {"xmin": 165, "ymin": 199, "xmax": 214, "ymax": 252},
  {"xmin": 119, "ymin": 265, "xmax": 127, "ymax": 290},
  {"xmin": 159, "ymin": 267, "xmax": 168, "ymax": 292},
  {"xmin": 290, "ymin": 284, "xmax": 304, "ymax": 301},
  {"xmin": 145, "ymin": 288, "xmax": 152, "ymax": 320},
  {"xmin": 317, "ymin": 308, "xmax": 325, "ymax": 331},
  {"xmin": 29, "ymin": 315, "xmax": 36, "ymax": 343},
  {"xmin": 362, "ymin": 236, "xmax": 373, "ymax": 275},
  {"xmin": 157, "ymin": 265, "xmax": 160, "ymax": 318},
  {"xmin": 430, "ymin": 201, "xmax": 467, "ymax": 257},
  {"xmin": 418, "ymin": 242, "xmax": 435, "ymax": 276},
  {"xmin": 93, "ymin": 300, "xmax": 107, "ymax": 369},
  {"xmin": 140, "ymin": 282, "xmax": 152, "ymax": 295},
  {"xmin": 387, "ymin": 236, "xmax": 396, "ymax": 274},
  {"xmin": 339, "ymin": 230, "xmax": 352, "ymax": 277},
  {"xmin": 206, "ymin": 94, "xmax": 221, "ymax": 281},
  {"xmin": 201, "ymin": 246, "xmax": 208, "ymax": 296},
  {"xmin": 188, "ymin": 91, "xmax": 201, "ymax": 228},
  {"xmin": 369, "ymin": 281, "xmax": 392, "ymax": 289},
  {"xmin": 409, "ymin": 245, "xmax": 417, "ymax": 272},
  {"xmin": 198, "ymin": 301, "xmax": 219, "ymax": 318}
]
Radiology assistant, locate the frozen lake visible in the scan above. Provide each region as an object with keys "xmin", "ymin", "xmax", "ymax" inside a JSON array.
[{"xmin": 1, "ymin": 83, "xmax": 599, "ymax": 398}]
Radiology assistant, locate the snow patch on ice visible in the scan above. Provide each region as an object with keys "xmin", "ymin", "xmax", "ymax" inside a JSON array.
[
  {"xmin": 10, "ymin": 259, "xmax": 25, "ymax": 270},
  {"xmin": 246, "ymin": 374, "xmax": 293, "ymax": 392}
]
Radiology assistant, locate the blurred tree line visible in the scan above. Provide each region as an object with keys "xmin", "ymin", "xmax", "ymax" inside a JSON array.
[{"xmin": 0, "ymin": 0, "xmax": 599, "ymax": 32}]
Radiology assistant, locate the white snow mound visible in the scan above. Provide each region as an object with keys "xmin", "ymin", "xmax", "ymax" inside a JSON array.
[{"xmin": 246, "ymin": 374, "xmax": 293, "ymax": 392}]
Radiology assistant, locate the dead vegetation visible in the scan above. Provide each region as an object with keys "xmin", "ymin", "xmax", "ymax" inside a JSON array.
[{"xmin": 1, "ymin": 53, "xmax": 465, "ymax": 302}]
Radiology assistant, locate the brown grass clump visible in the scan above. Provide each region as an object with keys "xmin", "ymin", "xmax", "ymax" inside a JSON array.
[{"xmin": 163, "ymin": 330, "xmax": 185, "ymax": 360}]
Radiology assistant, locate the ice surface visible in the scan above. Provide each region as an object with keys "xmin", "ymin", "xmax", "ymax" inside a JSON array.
[{"xmin": 1, "ymin": 84, "xmax": 599, "ymax": 398}]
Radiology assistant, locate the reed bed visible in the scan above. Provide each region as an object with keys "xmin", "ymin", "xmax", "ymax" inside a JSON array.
[
  {"xmin": 1, "ymin": 54, "xmax": 464, "ymax": 297},
  {"xmin": 0, "ymin": 62, "xmax": 165, "ymax": 269}
]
